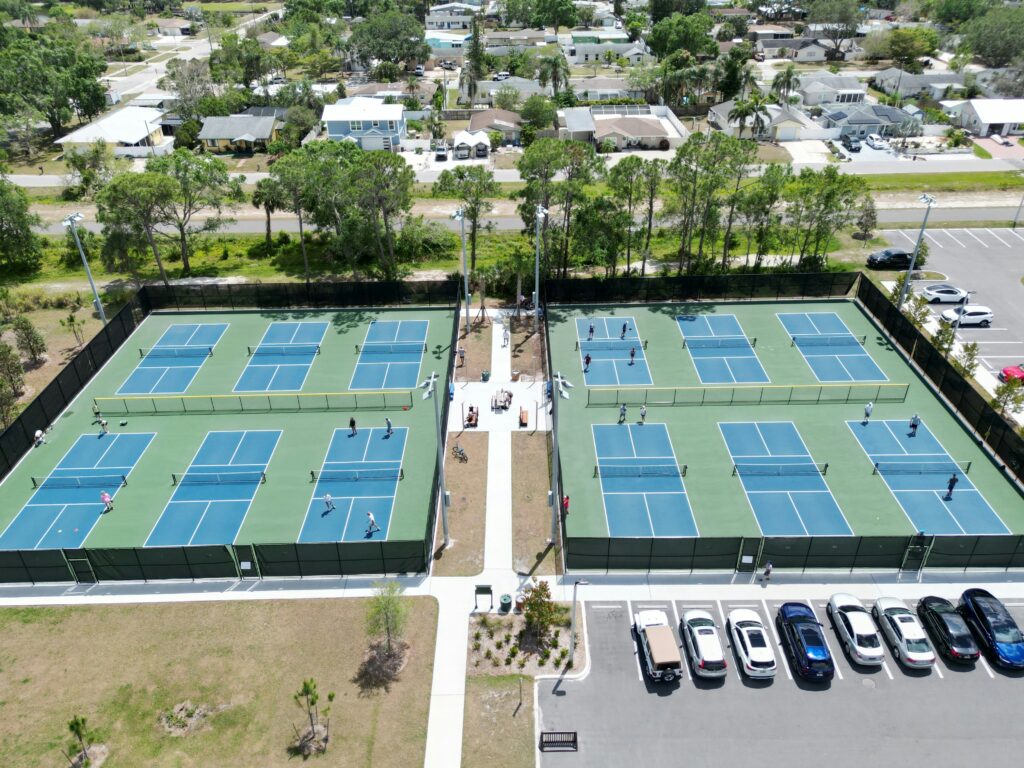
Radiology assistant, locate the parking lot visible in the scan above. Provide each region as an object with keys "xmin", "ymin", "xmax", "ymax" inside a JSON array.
[
  {"xmin": 538, "ymin": 595, "xmax": 1024, "ymax": 767},
  {"xmin": 882, "ymin": 228, "xmax": 1024, "ymax": 379}
]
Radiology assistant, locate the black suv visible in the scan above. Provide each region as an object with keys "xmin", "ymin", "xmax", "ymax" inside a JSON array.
[
  {"xmin": 841, "ymin": 134, "xmax": 861, "ymax": 152},
  {"xmin": 866, "ymin": 248, "xmax": 912, "ymax": 269}
]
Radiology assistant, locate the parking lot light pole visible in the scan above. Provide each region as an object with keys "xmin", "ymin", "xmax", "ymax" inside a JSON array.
[
  {"xmin": 568, "ymin": 579, "xmax": 589, "ymax": 669},
  {"xmin": 451, "ymin": 208, "xmax": 471, "ymax": 331},
  {"xmin": 952, "ymin": 290, "xmax": 977, "ymax": 335},
  {"xmin": 421, "ymin": 373, "xmax": 450, "ymax": 549},
  {"xmin": 534, "ymin": 205, "xmax": 548, "ymax": 332},
  {"xmin": 62, "ymin": 213, "xmax": 107, "ymax": 325},
  {"xmin": 897, "ymin": 193, "xmax": 935, "ymax": 309}
]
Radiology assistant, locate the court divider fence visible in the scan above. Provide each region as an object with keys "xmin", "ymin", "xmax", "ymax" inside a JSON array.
[
  {"xmin": 0, "ymin": 281, "xmax": 461, "ymax": 584},
  {"xmin": 585, "ymin": 382, "xmax": 910, "ymax": 407}
]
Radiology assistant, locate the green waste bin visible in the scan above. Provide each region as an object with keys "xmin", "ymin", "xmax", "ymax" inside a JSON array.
[{"xmin": 481, "ymin": 370, "xmax": 491, "ymax": 382}]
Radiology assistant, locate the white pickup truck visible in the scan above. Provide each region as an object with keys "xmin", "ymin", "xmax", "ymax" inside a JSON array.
[{"xmin": 633, "ymin": 610, "xmax": 683, "ymax": 683}]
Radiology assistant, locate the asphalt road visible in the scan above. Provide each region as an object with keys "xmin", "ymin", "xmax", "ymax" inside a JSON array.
[
  {"xmin": 539, "ymin": 596, "xmax": 1024, "ymax": 768},
  {"xmin": 881, "ymin": 228, "xmax": 1024, "ymax": 378}
]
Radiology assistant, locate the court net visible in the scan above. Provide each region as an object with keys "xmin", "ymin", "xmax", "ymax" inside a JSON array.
[
  {"xmin": 872, "ymin": 460, "xmax": 971, "ymax": 476},
  {"xmin": 791, "ymin": 334, "xmax": 867, "ymax": 347},
  {"xmin": 586, "ymin": 382, "xmax": 909, "ymax": 407},
  {"xmin": 31, "ymin": 473, "xmax": 127, "ymax": 489},
  {"xmin": 94, "ymin": 390, "xmax": 415, "ymax": 415},
  {"xmin": 139, "ymin": 345, "xmax": 213, "ymax": 358},
  {"xmin": 356, "ymin": 342, "xmax": 428, "ymax": 355},
  {"xmin": 248, "ymin": 343, "xmax": 321, "ymax": 356},
  {"xmin": 683, "ymin": 336, "xmax": 756, "ymax": 349},
  {"xmin": 171, "ymin": 470, "xmax": 267, "ymax": 485},
  {"xmin": 594, "ymin": 464, "xmax": 687, "ymax": 478},
  {"xmin": 310, "ymin": 467, "xmax": 404, "ymax": 482},
  {"xmin": 733, "ymin": 462, "xmax": 828, "ymax": 477},
  {"xmin": 575, "ymin": 339, "xmax": 649, "ymax": 351}
]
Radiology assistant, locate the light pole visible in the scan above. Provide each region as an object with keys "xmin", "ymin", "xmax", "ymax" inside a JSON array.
[
  {"xmin": 897, "ymin": 193, "xmax": 935, "ymax": 309},
  {"xmin": 62, "ymin": 213, "xmax": 107, "ymax": 325},
  {"xmin": 451, "ymin": 208, "xmax": 471, "ymax": 332},
  {"xmin": 568, "ymin": 579, "xmax": 589, "ymax": 669},
  {"xmin": 421, "ymin": 373, "xmax": 450, "ymax": 549},
  {"xmin": 952, "ymin": 290, "xmax": 977, "ymax": 335},
  {"xmin": 534, "ymin": 204, "xmax": 547, "ymax": 332}
]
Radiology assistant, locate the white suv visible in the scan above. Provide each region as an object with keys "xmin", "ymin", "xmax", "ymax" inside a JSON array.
[
  {"xmin": 682, "ymin": 609, "xmax": 727, "ymax": 678},
  {"xmin": 940, "ymin": 305, "xmax": 993, "ymax": 327}
]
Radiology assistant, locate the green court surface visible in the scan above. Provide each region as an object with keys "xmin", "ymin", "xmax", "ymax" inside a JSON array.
[
  {"xmin": 0, "ymin": 308, "xmax": 453, "ymax": 550},
  {"xmin": 549, "ymin": 301, "xmax": 1024, "ymax": 540}
]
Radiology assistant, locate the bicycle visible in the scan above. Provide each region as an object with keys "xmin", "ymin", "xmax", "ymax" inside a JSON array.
[{"xmin": 451, "ymin": 443, "xmax": 468, "ymax": 463}]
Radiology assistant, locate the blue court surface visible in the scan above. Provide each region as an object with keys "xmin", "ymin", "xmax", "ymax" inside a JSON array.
[
  {"xmin": 145, "ymin": 430, "xmax": 281, "ymax": 546},
  {"xmin": 592, "ymin": 423, "xmax": 697, "ymax": 537},
  {"xmin": 846, "ymin": 419, "xmax": 1008, "ymax": 535},
  {"xmin": 676, "ymin": 314, "xmax": 769, "ymax": 384},
  {"xmin": 299, "ymin": 427, "xmax": 407, "ymax": 542},
  {"xmin": 0, "ymin": 432, "xmax": 154, "ymax": 550},
  {"xmin": 234, "ymin": 321, "xmax": 327, "ymax": 392},
  {"xmin": 575, "ymin": 316, "xmax": 653, "ymax": 387},
  {"xmin": 778, "ymin": 312, "xmax": 887, "ymax": 383},
  {"xmin": 118, "ymin": 323, "xmax": 227, "ymax": 395},
  {"xmin": 720, "ymin": 421, "xmax": 851, "ymax": 536},
  {"xmin": 350, "ymin": 320, "xmax": 428, "ymax": 390}
]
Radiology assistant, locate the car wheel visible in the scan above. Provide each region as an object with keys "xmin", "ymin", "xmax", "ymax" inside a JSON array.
[
  {"xmin": 930, "ymin": 297, "xmax": 941, "ymax": 304},
  {"xmin": 980, "ymin": 320, "xmax": 991, "ymax": 328},
  {"xmin": 663, "ymin": 671, "xmax": 676, "ymax": 682}
]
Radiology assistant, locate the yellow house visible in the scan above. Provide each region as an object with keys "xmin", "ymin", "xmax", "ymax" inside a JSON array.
[{"xmin": 198, "ymin": 115, "xmax": 281, "ymax": 153}]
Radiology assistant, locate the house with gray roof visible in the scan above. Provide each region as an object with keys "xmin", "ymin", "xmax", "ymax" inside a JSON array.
[
  {"xmin": 820, "ymin": 103, "xmax": 921, "ymax": 137},
  {"xmin": 569, "ymin": 76, "xmax": 644, "ymax": 102},
  {"xmin": 567, "ymin": 41, "xmax": 653, "ymax": 65},
  {"xmin": 468, "ymin": 108, "xmax": 523, "ymax": 142},
  {"xmin": 198, "ymin": 114, "xmax": 281, "ymax": 152},
  {"xmin": 559, "ymin": 104, "xmax": 688, "ymax": 148},
  {"xmin": 795, "ymin": 72, "xmax": 866, "ymax": 106},
  {"xmin": 757, "ymin": 37, "xmax": 828, "ymax": 62},
  {"xmin": 709, "ymin": 99, "xmax": 817, "ymax": 140},
  {"xmin": 872, "ymin": 68, "xmax": 966, "ymax": 100},
  {"xmin": 467, "ymin": 77, "xmax": 552, "ymax": 106}
]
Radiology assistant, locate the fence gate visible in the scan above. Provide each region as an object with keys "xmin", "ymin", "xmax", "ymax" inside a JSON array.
[
  {"xmin": 900, "ymin": 536, "xmax": 932, "ymax": 572},
  {"xmin": 233, "ymin": 544, "xmax": 262, "ymax": 580},
  {"xmin": 66, "ymin": 556, "xmax": 97, "ymax": 584},
  {"xmin": 736, "ymin": 538, "xmax": 762, "ymax": 572}
]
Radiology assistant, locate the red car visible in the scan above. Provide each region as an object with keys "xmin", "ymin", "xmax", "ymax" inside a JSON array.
[{"xmin": 1000, "ymin": 364, "xmax": 1024, "ymax": 382}]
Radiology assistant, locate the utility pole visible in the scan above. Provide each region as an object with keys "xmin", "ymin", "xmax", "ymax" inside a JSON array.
[
  {"xmin": 897, "ymin": 193, "xmax": 935, "ymax": 309},
  {"xmin": 63, "ymin": 213, "xmax": 107, "ymax": 325}
]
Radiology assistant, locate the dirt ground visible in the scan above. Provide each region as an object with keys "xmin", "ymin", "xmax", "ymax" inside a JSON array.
[
  {"xmin": 461, "ymin": 675, "xmax": 534, "ymax": 768},
  {"xmin": 454, "ymin": 314, "xmax": 493, "ymax": 383},
  {"xmin": 508, "ymin": 315, "xmax": 545, "ymax": 381},
  {"xmin": 0, "ymin": 598, "xmax": 437, "ymax": 768},
  {"xmin": 467, "ymin": 605, "xmax": 586, "ymax": 678},
  {"xmin": 433, "ymin": 430, "xmax": 489, "ymax": 576},
  {"xmin": 511, "ymin": 431, "xmax": 561, "ymax": 576}
]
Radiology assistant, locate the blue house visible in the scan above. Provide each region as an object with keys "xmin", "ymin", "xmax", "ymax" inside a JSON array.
[{"xmin": 321, "ymin": 97, "xmax": 407, "ymax": 151}]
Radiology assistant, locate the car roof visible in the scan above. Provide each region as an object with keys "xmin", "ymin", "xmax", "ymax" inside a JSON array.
[
  {"xmin": 876, "ymin": 596, "xmax": 909, "ymax": 612},
  {"xmin": 684, "ymin": 609, "xmax": 714, "ymax": 623},
  {"xmin": 922, "ymin": 595, "xmax": 955, "ymax": 612},
  {"xmin": 694, "ymin": 626, "xmax": 724, "ymax": 659},
  {"xmin": 780, "ymin": 602, "xmax": 815, "ymax": 620},
  {"xmin": 729, "ymin": 608, "xmax": 762, "ymax": 625},
  {"xmin": 846, "ymin": 610, "xmax": 877, "ymax": 635}
]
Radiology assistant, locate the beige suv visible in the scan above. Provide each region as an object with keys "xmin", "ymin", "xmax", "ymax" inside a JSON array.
[{"xmin": 633, "ymin": 610, "xmax": 683, "ymax": 683}]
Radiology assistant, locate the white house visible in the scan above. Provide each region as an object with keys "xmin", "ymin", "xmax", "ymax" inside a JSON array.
[
  {"xmin": 452, "ymin": 129, "xmax": 490, "ymax": 158},
  {"xmin": 55, "ymin": 107, "xmax": 173, "ymax": 157},
  {"xmin": 426, "ymin": 2, "xmax": 476, "ymax": 30},
  {"xmin": 321, "ymin": 97, "xmax": 406, "ymax": 150},
  {"xmin": 559, "ymin": 104, "xmax": 688, "ymax": 149},
  {"xmin": 795, "ymin": 72, "xmax": 866, "ymax": 107},
  {"xmin": 569, "ymin": 76, "xmax": 644, "ymax": 102},
  {"xmin": 469, "ymin": 76, "xmax": 552, "ymax": 106},
  {"xmin": 956, "ymin": 99, "xmax": 1024, "ymax": 137},
  {"xmin": 757, "ymin": 38, "xmax": 828, "ymax": 62},
  {"xmin": 709, "ymin": 100, "xmax": 817, "ymax": 140}
]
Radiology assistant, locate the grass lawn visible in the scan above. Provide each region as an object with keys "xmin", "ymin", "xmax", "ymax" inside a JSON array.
[
  {"xmin": 756, "ymin": 142, "xmax": 792, "ymax": 164},
  {"xmin": 146, "ymin": 52, "xmax": 178, "ymax": 64},
  {"xmin": 0, "ymin": 598, "xmax": 437, "ymax": 768},
  {"xmin": 972, "ymin": 142, "xmax": 993, "ymax": 159},
  {"xmin": 864, "ymin": 171, "xmax": 1024, "ymax": 193},
  {"xmin": 104, "ymin": 63, "xmax": 147, "ymax": 77},
  {"xmin": 462, "ymin": 676, "xmax": 535, "ymax": 768},
  {"xmin": 7, "ymin": 155, "xmax": 67, "ymax": 175}
]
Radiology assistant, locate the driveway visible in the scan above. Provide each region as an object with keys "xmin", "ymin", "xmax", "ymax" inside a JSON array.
[{"xmin": 976, "ymin": 136, "xmax": 1024, "ymax": 160}]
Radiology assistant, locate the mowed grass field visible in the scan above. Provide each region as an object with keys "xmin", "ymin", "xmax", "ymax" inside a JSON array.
[
  {"xmin": 548, "ymin": 300, "xmax": 1024, "ymax": 539},
  {"xmin": 0, "ymin": 597, "xmax": 437, "ymax": 767}
]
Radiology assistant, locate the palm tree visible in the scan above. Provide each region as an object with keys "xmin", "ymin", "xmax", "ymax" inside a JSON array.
[
  {"xmin": 740, "ymin": 64, "xmax": 759, "ymax": 98},
  {"xmin": 538, "ymin": 54, "xmax": 570, "ymax": 96},
  {"xmin": 405, "ymin": 76, "xmax": 420, "ymax": 97},
  {"xmin": 748, "ymin": 91, "xmax": 771, "ymax": 140},
  {"xmin": 728, "ymin": 99, "xmax": 756, "ymax": 140},
  {"xmin": 772, "ymin": 63, "xmax": 799, "ymax": 103},
  {"xmin": 252, "ymin": 177, "xmax": 287, "ymax": 252}
]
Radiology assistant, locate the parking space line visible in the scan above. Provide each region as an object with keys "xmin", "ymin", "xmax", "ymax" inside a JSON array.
[
  {"xmin": 986, "ymin": 229, "xmax": 1009, "ymax": 247},
  {"xmin": 961, "ymin": 229, "xmax": 987, "ymax": 246},
  {"xmin": 923, "ymin": 232, "xmax": 943, "ymax": 246},
  {"xmin": 806, "ymin": 600, "xmax": 843, "ymax": 680},
  {"xmin": 1007, "ymin": 229, "xmax": 1024, "ymax": 243},
  {"xmin": 674, "ymin": 601, "xmax": 692, "ymax": 681},
  {"xmin": 978, "ymin": 655, "xmax": 996, "ymax": 679},
  {"xmin": 716, "ymin": 601, "xmax": 741, "ymax": 681},
  {"xmin": 881, "ymin": 660, "xmax": 894, "ymax": 680},
  {"xmin": 941, "ymin": 230, "xmax": 965, "ymax": 248},
  {"xmin": 627, "ymin": 600, "xmax": 644, "ymax": 682},
  {"xmin": 897, "ymin": 230, "xmax": 916, "ymax": 244},
  {"xmin": 762, "ymin": 599, "xmax": 792, "ymax": 680},
  {"xmin": 932, "ymin": 662, "xmax": 943, "ymax": 679}
]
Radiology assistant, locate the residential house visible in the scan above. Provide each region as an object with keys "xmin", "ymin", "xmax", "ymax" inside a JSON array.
[
  {"xmin": 426, "ymin": 30, "xmax": 470, "ymax": 62},
  {"xmin": 757, "ymin": 38, "xmax": 828, "ymax": 62},
  {"xmin": 565, "ymin": 34, "xmax": 652, "ymax": 65},
  {"xmin": 242, "ymin": 106, "xmax": 290, "ymax": 119},
  {"xmin": 321, "ymin": 97, "xmax": 406, "ymax": 150},
  {"xmin": 569, "ymin": 76, "xmax": 644, "ymax": 102},
  {"xmin": 348, "ymin": 80, "xmax": 439, "ymax": 103},
  {"xmin": 127, "ymin": 90, "xmax": 179, "ymax": 110},
  {"xmin": 820, "ymin": 102, "xmax": 921, "ymax": 137},
  {"xmin": 55, "ymin": 106, "xmax": 172, "ymax": 157},
  {"xmin": 956, "ymin": 98, "xmax": 1024, "ymax": 136},
  {"xmin": 468, "ymin": 108, "xmax": 523, "ymax": 142},
  {"xmin": 747, "ymin": 24, "xmax": 793, "ymax": 41},
  {"xmin": 469, "ymin": 76, "xmax": 552, "ymax": 106},
  {"xmin": 256, "ymin": 31, "xmax": 290, "ymax": 49},
  {"xmin": 155, "ymin": 18, "xmax": 193, "ymax": 36},
  {"xmin": 872, "ymin": 68, "xmax": 966, "ymax": 100},
  {"xmin": 452, "ymin": 129, "xmax": 490, "ymax": 158},
  {"xmin": 709, "ymin": 99, "xmax": 817, "ymax": 140},
  {"xmin": 559, "ymin": 104, "xmax": 688, "ymax": 149},
  {"xmin": 711, "ymin": 7, "xmax": 753, "ymax": 19},
  {"xmin": 483, "ymin": 29, "xmax": 552, "ymax": 56},
  {"xmin": 795, "ymin": 72, "xmax": 866, "ymax": 107},
  {"xmin": 426, "ymin": 2, "xmax": 476, "ymax": 30},
  {"xmin": 197, "ymin": 114, "xmax": 281, "ymax": 152}
]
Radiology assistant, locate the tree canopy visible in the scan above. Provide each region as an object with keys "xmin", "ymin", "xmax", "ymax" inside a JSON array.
[
  {"xmin": 647, "ymin": 12, "xmax": 717, "ymax": 59},
  {"xmin": 962, "ymin": 7, "xmax": 1024, "ymax": 67},
  {"xmin": 348, "ymin": 11, "xmax": 429, "ymax": 66}
]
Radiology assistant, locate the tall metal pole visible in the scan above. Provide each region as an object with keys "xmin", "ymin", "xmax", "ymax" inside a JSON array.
[
  {"xmin": 64, "ymin": 214, "xmax": 107, "ymax": 325},
  {"xmin": 897, "ymin": 194, "xmax": 934, "ymax": 309},
  {"xmin": 426, "ymin": 372, "xmax": 450, "ymax": 548},
  {"xmin": 534, "ymin": 205, "xmax": 544, "ymax": 333},
  {"xmin": 568, "ymin": 579, "xmax": 588, "ymax": 669},
  {"xmin": 458, "ymin": 209, "xmax": 470, "ymax": 331}
]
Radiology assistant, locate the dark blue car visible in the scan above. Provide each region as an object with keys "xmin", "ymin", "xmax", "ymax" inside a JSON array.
[
  {"xmin": 959, "ymin": 589, "xmax": 1024, "ymax": 670},
  {"xmin": 776, "ymin": 602, "xmax": 835, "ymax": 681}
]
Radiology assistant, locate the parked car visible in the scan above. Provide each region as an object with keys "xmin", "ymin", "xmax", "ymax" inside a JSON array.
[
  {"xmin": 998, "ymin": 363, "xmax": 1024, "ymax": 383},
  {"xmin": 959, "ymin": 588, "xmax": 1024, "ymax": 670},
  {"xmin": 991, "ymin": 133, "xmax": 1012, "ymax": 146},
  {"xmin": 916, "ymin": 596, "xmax": 980, "ymax": 664},
  {"xmin": 682, "ymin": 610, "xmax": 728, "ymax": 678},
  {"xmin": 920, "ymin": 283, "xmax": 968, "ymax": 303},
  {"xmin": 440, "ymin": 60, "xmax": 457, "ymax": 70},
  {"xmin": 727, "ymin": 609, "xmax": 776, "ymax": 679},
  {"xmin": 940, "ymin": 305, "xmax": 993, "ymax": 328},
  {"xmin": 633, "ymin": 610, "xmax": 683, "ymax": 682},
  {"xmin": 434, "ymin": 142, "xmax": 448, "ymax": 161},
  {"xmin": 776, "ymin": 602, "xmax": 834, "ymax": 681},
  {"xmin": 841, "ymin": 134, "xmax": 862, "ymax": 152},
  {"xmin": 865, "ymin": 133, "xmax": 889, "ymax": 149},
  {"xmin": 493, "ymin": 71, "xmax": 510, "ymax": 81},
  {"xmin": 827, "ymin": 593, "xmax": 884, "ymax": 666},
  {"xmin": 873, "ymin": 597, "xmax": 936, "ymax": 668},
  {"xmin": 414, "ymin": 65, "xmax": 425, "ymax": 76},
  {"xmin": 866, "ymin": 248, "xmax": 913, "ymax": 269}
]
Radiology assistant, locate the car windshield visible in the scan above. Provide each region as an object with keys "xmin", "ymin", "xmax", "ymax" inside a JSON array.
[
  {"xmin": 689, "ymin": 617, "xmax": 714, "ymax": 629},
  {"xmin": 906, "ymin": 638, "xmax": 931, "ymax": 653},
  {"xmin": 978, "ymin": 599, "xmax": 1024, "ymax": 643},
  {"xmin": 746, "ymin": 629, "xmax": 768, "ymax": 648},
  {"xmin": 856, "ymin": 633, "xmax": 881, "ymax": 648}
]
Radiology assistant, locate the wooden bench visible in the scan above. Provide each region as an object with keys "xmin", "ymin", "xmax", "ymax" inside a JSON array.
[{"xmin": 519, "ymin": 407, "xmax": 528, "ymax": 427}]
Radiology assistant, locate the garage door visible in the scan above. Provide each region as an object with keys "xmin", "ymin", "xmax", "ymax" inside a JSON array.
[{"xmin": 361, "ymin": 136, "xmax": 387, "ymax": 150}]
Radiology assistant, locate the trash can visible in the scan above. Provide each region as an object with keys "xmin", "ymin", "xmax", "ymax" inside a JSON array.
[
  {"xmin": 481, "ymin": 370, "xmax": 491, "ymax": 382},
  {"xmin": 448, "ymin": 382, "xmax": 454, "ymax": 401},
  {"xmin": 499, "ymin": 593, "xmax": 513, "ymax": 613},
  {"xmin": 511, "ymin": 370, "xmax": 521, "ymax": 382}
]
